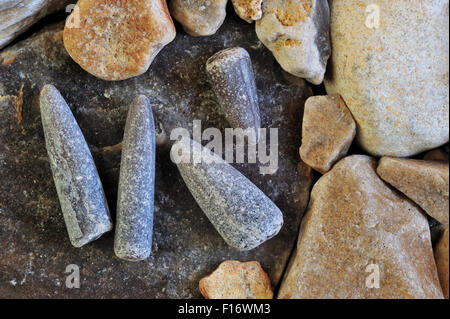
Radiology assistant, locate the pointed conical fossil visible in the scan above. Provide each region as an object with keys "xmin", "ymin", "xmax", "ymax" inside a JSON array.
[
  {"xmin": 206, "ymin": 47, "xmax": 261, "ymax": 143},
  {"xmin": 171, "ymin": 138, "xmax": 283, "ymax": 250},
  {"xmin": 40, "ymin": 84, "xmax": 112, "ymax": 247},
  {"xmin": 114, "ymin": 96, "xmax": 156, "ymax": 261}
]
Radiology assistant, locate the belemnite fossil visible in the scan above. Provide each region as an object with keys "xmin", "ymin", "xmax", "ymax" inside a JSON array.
[{"xmin": 40, "ymin": 84, "xmax": 113, "ymax": 248}]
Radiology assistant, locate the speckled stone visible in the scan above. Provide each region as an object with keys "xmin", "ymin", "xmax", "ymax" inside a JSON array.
[
  {"xmin": 169, "ymin": 0, "xmax": 228, "ymax": 36},
  {"xmin": 172, "ymin": 138, "xmax": 284, "ymax": 250},
  {"xmin": 278, "ymin": 155, "xmax": 443, "ymax": 299},
  {"xmin": 300, "ymin": 94, "xmax": 356, "ymax": 174},
  {"xmin": 206, "ymin": 47, "xmax": 260, "ymax": 142},
  {"xmin": 39, "ymin": 84, "xmax": 113, "ymax": 248},
  {"xmin": 63, "ymin": 0, "xmax": 176, "ymax": 81},
  {"xmin": 231, "ymin": 0, "xmax": 262, "ymax": 23},
  {"xmin": 114, "ymin": 96, "xmax": 156, "ymax": 261},
  {"xmin": 377, "ymin": 157, "xmax": 449, "ymax": 225},
  {"xmin": 434, "ymin": 225, "xmax": 449, "ymax": 298},
  {"xmin": 256, "ymin": 0, "xmax": 331, "ymax": 85},
  {"xmin": 325, "ymin": 0, "xmax": 449, "ymax": 157},
  {"xmin": 199, "ymin": 260, "xmax": 273, "ymax": 299}
]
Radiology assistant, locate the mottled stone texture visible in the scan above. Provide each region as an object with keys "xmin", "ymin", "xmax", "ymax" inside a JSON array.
[
  {"xmin": 40, "ymin": 85, "xmax": 113, "ymax": 248},
  {"xmin": 114, "ymin": 96, "xmax": 156, "ymax": 261},
  {"xmin": 172, "ymin": 138, "xmax": 283, "ymax": 250},
  {"xmin": 206, "ymin": 47, "xmax": 260, "ymax": 142},
  {"xmin": 278, "ymin": 156, "xmax": 443, "ymax": 299},
  {"xmin": 0, "ymin": 0, "xmax": 72, "ymax": 49},
  {"xmin": 0, "ymin": 17, "xmax": 312, "ymax": 298},
  {"xmin": 377, "ymin": 157, "xmax": 449, "ymax": 225},
  {"xmin": 169, "ymin": 0, "xmax": 228, "ymax": 36},
  {"xmin": 63, "ymin": 0, "xmax": 176, "ymax": 80},
  {"xmin": 325, "ymin": 0, "xmax": 449, "ymax": 157},
  {"xmin": 231, "ymin": 0, "xmax": 262, "ymax": 23},
  {"xmin": 199, "ymin": 260, "xmax": 273, "ymax": 299},
  {"xmin": 300, "ymin": 94, "xmax": 355, "ymax": 174},
  {"xmin": 434, "ymin": 226, "xmax": 449, "ymax": 298},
  {"xmin": 256, "ymin": 0, "xmax": 331, "ymax": 84}
]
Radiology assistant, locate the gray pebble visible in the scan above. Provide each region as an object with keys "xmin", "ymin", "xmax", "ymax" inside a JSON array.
[
  {"xmin": 40, "ymin": 84, "xmax": 113, "ymax": 248},
  {"xmin": 206, "ymin": 47, "xmax": 261, "ymax": 143},
  {"xmin": 114, "ymin": 96, "xmax": 156, "ymax": 261},
  {"xmin": 172, "ymin": 138, "xmax": 283, "ymax": 250}
]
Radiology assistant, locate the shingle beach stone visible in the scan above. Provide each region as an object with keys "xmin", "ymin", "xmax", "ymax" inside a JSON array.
[
  {"xmin": 434, "ymin": 225, "xmax": 449, "ymax": 298},
  {"xmin": 172, "ymin": 138, "xmax": 284, "ymax": 251},
  {"xmin": 199, "ymin": 260, "xmax": 273, "ymax": 299},
  {"xmin": 255, "ymin": 0, "xmax": 331, "ymax": 85},
  {"xmin": 40, "ymin": 84, "xmax": 113, "ymax": 248},
  {"xmin": 169, "ymin": 0, "xmax": 228, "ymax": 36},
  {"xmin": 63, "ymin": 0, "xmax": 176, "ymax": 81},
  {"xmin": 206, "ymin": 47, "xmax": 260, "ymax": 143},
  {"xmin": 114, "ymin": 96, "xmax": 156, "ymax": 261},
  {"xmin": 231, "ymin": 0, "xmax": 262, "ymax": 23}
]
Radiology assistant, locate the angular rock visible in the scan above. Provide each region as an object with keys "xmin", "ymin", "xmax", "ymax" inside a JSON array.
[
  {"xmin": 169, "ymin": 0, "xmax": 228, "ymax": 36},
  {"xmin": 434, "ymin": 226, "xmax": 449, "ymax": 298},
  {"xmin": 0, "ymin": 0, "xmax": 72, "ymax": 49},
  {"xmin": 255, "ymin": 0, "xmax": 331, "ymax": 85},
  {"xmin": 114, "ymin": 96, "xmax": 156, "ymax": 261},
  {"xmin": 199, "ymin": 260, "xmax": 273, "ymax": 299},
  {"xmin": 278, "ymin": 155, "xmax": 443, "ymax": 299},
  {"xmin": 231, "ymin": 0, "xmax": 262, "ymax": 23},
  {"xmin": 172, "ymin": 138, "xmax": 284, "ymax": 250},
  {"xmin": 325, "ymin": 0, "xmax": 449, "ymax": 157},
  {"xmin": 40, "ymin": 84, "xmax": 113, "ymax": 248},
  {"xmin": 206, "ymin": 47, "xmax": 260, "ymax": 142},
  {"xmin": 299, "ymin": 94, "xmax": 356, "ymax": 174},
  {"xmin": 377, "ymin": 157, "xmax": 449, "ymax": 225},
  {"xmin": 63, "ymin": 0, "xmax": 176, "ymax": 81},
  {"xmin": 0, "ymin": 19, "xmax": 312, "ymax": 298}
]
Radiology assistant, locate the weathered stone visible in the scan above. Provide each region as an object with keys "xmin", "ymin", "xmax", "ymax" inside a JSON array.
[
  {"xmin": 206, "ymin": 47, "xmax": 260, "ymax": 142},
  {"xmin": 278, "ymin": 155, "xmax": 443, "ymax": 299},
  {"xmin": 434, "ymin": 226, "xmax": 449, "ymax": 298},
  {"xmin": 39, "ymin": 84, "xmax": 113, "ymax": 248},
  {"xmin": 0, "ymin": 18, "xmax": 312, "ymax": 298},
  {"xmin": 199, "ymin": 260, "xmax": 273, "ymax": 299},
  {"xmin": 63, "ymin": 0, "xmax": 176, "ymax": 81},
  {"xmin": 424, "ymin": 147, "xmax": 449, "ymax": 163},
  {"xmin": 299, "ymin": 94, "xmax": 356, "ymax": 174},
  {"xmin": 231, "ymin": 0, "xmax": 262, "ymax": 23},
  {"xmin": 169, "ymin": 0, "xmax": 228, "ymax": 36},
  {"xmin": 172, "ymin": 138, "xmax": 284, "ymax": 251},
  {"xmin": 377, "ymin": 157, "xmax": 449, "ymax": 225},
  {"xmin": 255, "ymin": 0, "xmax": 331, "ymax": 85},
  {"xmin": 325, "ymin": 0, "xmax": 449, "ymax": 157},
  {"xmin": 0, "ymin": 0, "xmax": 72, "ymax": 49},
  {"xmin": 114, "ymin": 96, "xmax": 156, "ymax": 261}
]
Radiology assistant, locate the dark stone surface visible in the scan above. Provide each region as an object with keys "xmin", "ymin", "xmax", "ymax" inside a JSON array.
[{"xmin": 0, "ymin": 16, "xmax": 312, "ymax": 298}]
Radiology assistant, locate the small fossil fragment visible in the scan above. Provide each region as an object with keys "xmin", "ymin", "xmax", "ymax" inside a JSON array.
[
  {"xmin": 40, "ymin": 84, "xmax": 113, "ymax": 247},
  {"xmin": 169, "ymin": 0, "xmax": 228, "ymax": 36},
  {"xmin": 206, "ymin": 47, "xmax": 261, "ymax": 143},
  {"xmin": 172, "ymin": 138, "xmax": 283, "ymax": 250},
  {"xmin": 231, "ymin": 0, "xmax": 263, "ymax": 23},
  {"xmin": 114, "ymin": 96, "xmax": 156, "ymax": 261}
]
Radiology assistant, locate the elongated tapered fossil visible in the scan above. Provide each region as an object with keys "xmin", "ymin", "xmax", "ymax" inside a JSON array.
[
  {"xmin": 40, "ymin": 84, "xmax": 113, "ymax": 247},
  {"xmin": 171, "ymin": 138, "xmax": 283, "ymax": 250},
  {"xmin": 114, "ymin": 95, "xmax": 156, "ymax": 261}
]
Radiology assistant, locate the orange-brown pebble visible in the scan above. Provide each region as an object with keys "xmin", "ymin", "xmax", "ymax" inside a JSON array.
[{"xmin": 434, "ymin": 226, "xmax": 449, "ymax": 298}]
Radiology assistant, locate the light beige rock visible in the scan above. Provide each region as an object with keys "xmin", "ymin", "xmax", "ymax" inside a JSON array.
[
  {"xmin": 434, "ymin": 226, "xmax": 449, "ymax": 299},
  {"xmin": 300, "ymin": 94, "xmax": 356, "ymax": 174},
  {"xmin": 0, "ymin": 0, "xmax": 73, "ymax": 49},
  {"xmin": 325, "ymin": 0, "xmax": 449, "ymax": 157},
  {"xmin": 63, "ymin": 0, "xmax": 176, "ymax": 81},
  {"xmin": 199, "ymin": 260, "xmax": 273, "ymax": 299},
  {"xmin": 278, "ymin": 155, "xmax": 443, "ymax": 299},
  {"xmin": 169, "ymin": 0, "xmax": 228, "ymax": 36},
  {"xmin": 256, "ymin": 0, "xmax": 331, "ymax": 85},
  {"xmin": 377, "ymin": 157, "xmax": 449, "ymax": 225},
  {"xmin": 232, "ymin": 0, "xmax": 262, "ymax": 23}
]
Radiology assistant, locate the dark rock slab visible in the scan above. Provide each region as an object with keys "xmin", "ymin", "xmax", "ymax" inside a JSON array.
[{"xmin": 0, "ymin": 16, "xmax": 312, "ymax": 298}]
